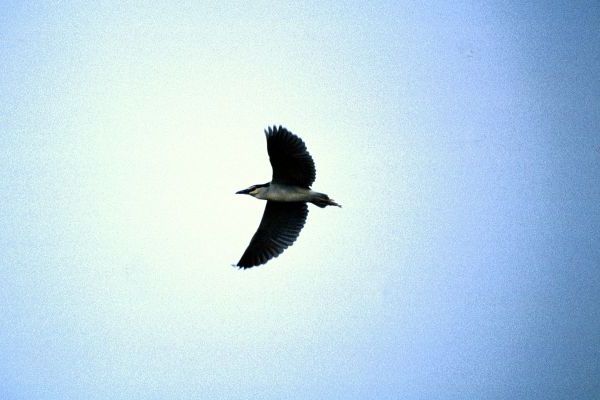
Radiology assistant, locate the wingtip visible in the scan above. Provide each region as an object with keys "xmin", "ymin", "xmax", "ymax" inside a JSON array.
[
  {"xmin": 265, "ymin": 125, "xmax": 285, "ymax": 137},
  {"xmin": 233, "ymin": 262, "xmax": 250, "ymax": 270},
  {"xmin": 267, "ymin": 125, "xmax": 287, "ymax": 133}
]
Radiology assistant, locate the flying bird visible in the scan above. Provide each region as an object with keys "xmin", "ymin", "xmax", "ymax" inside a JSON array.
[{"xmin": 235, "ymin": 125, "xmax": 340, "ymax": 268}]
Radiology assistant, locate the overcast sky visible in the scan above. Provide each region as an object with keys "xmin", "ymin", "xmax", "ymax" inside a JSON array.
[{"xmin": 1, "ymin": 2, "xmax": 599, "ymax": 399}]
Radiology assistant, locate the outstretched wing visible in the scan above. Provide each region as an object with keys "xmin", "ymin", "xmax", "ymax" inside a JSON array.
[
  {"xmin": 237, "ymin": 201, "xmax": 308, "ymax": 268},
  {"xmin": 266, "ymin": 126, "xmax": 316, "ymax": 188}
]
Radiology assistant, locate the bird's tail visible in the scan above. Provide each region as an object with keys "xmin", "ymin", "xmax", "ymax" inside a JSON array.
[{"xmin": 311, "ymin": 192, "xmax": 341, "ymax": 208}]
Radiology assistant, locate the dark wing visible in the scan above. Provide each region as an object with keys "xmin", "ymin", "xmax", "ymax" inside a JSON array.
[
  {"xmin": 266, "ymin": 126, "xmax": 316, "ymax": 188},
  {"xmin": 237, "ymin": 201, "xmax": 308, "ymax": 269}
]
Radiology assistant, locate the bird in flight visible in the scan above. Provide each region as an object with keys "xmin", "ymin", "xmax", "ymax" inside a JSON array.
[{"xmin": 235, "ymin": 125, "xmax": 340, "ymax": 269}]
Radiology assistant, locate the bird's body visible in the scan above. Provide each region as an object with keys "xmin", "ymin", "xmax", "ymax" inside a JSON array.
[
  {"xmin": 235, "ymin": 125, "xmax": 340, "ymax": 269},
  {"xmin": 249, "ymin": 183, "xmax": 332, "ymax": 205},
  {"xmin": 249, "ymin": 183, "xmax": 312, "ymax": 202}
]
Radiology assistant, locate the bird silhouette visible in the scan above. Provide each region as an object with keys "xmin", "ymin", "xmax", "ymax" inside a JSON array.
[{"xmin": 235, "ymin": 126, "xmax": 340, "ymax": 268}]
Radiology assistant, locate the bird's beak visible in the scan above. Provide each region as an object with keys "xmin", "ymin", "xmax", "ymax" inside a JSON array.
[{"xmin": 236, "ymin": 188, "xmax": 249, "ymax": 195}]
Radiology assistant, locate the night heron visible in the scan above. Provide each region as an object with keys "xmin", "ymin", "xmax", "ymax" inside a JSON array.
[{"xmin": 235, "ymin": 125, "xmax": 340, "ymax": 268}]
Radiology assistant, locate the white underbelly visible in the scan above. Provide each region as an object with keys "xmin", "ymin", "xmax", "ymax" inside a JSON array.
[{"xmin": 263, "ymin": 185, "xmax": 313, "ymax": 202}]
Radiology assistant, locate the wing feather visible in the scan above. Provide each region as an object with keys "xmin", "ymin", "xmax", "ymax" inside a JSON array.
[
  {"xmin": 237, "ymin": 201, "xmax": 309, "ymax": 268},
  {"xmin": 266, "ymin": 126, "xmax": 316, "ymax": 188}
]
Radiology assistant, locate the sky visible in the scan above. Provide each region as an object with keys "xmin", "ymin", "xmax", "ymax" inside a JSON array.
[{"xmin": 1, "ymin": 1, "xmax": 599, "ymax": 399}]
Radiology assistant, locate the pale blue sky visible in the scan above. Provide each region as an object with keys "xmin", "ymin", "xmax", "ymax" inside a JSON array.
[{"xmin": 1, "ymin": 2, "xmax": 599, "ymax": 399}]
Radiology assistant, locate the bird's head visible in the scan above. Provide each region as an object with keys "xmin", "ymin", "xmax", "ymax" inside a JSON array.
[{"xmin": 235, "ymin": 183, "xmax": 269, "ymax": 198}]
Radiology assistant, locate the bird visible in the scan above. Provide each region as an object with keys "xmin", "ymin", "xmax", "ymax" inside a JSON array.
[{"xmin": 235, "ymin": 125, "xmax": 340, "ymax": 269}]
